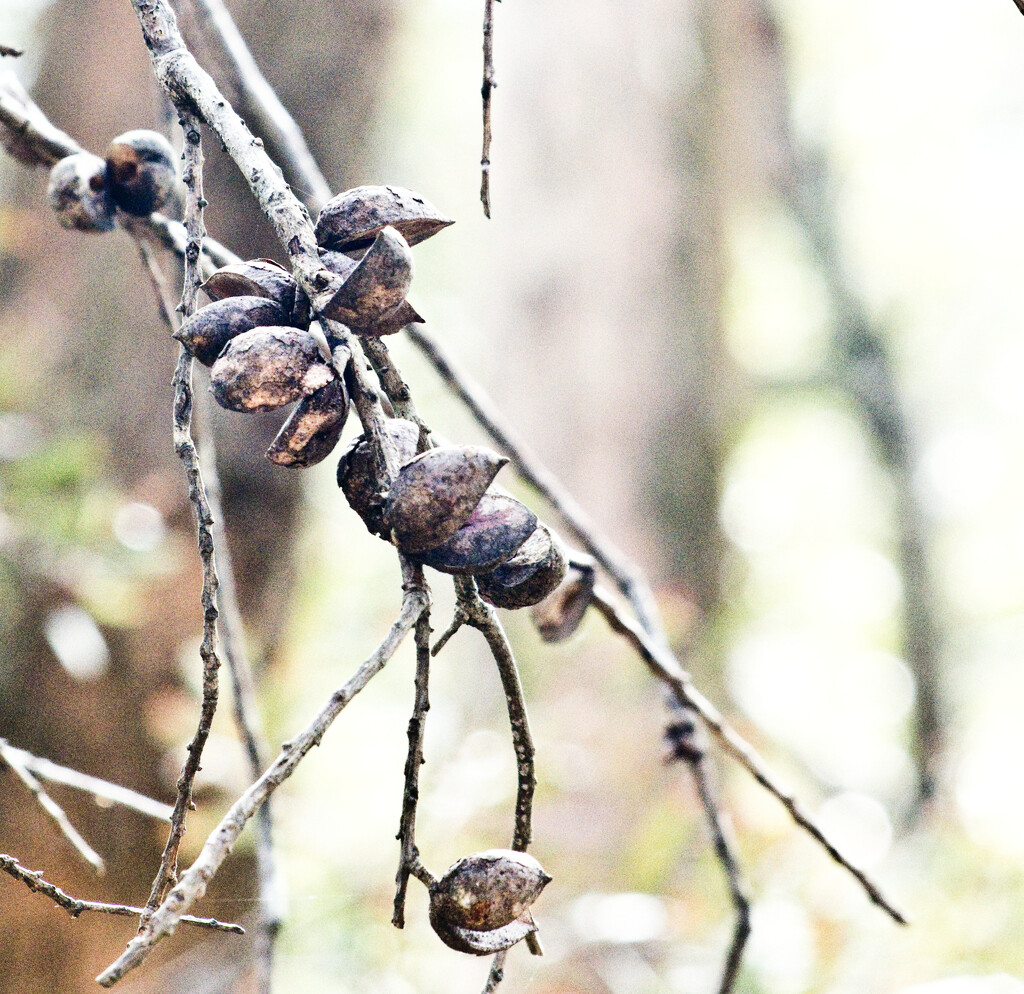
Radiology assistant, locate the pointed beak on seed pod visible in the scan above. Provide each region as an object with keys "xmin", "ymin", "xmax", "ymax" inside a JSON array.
[
  {"xmin": 315, "ymin": 184, "xmax": 453, "ymax": 254},
  {"xmin": 202, "ymin": 259, "xmax": 310, "ymax": 328},
  {"xmin": 476, "ymin": 523, "xmax": 568, "ymax": 608},
  {"xmin": 429, "ymin": 850, "xmax": 550, "ymax": 955},
  {"xmin": 105, "ymin": 129, "xmax": 178, "ymax": 216},
  {"xmin": 47, "ymin": 153, "xmax": 115, "ymax": 233},
  {"xmin": 530, "ymin": 561, "xmax": 597, "ymax": 642},
  {"xmin": 322, "ymin": 226, "xmax": 414, "ymax": 330},
  {"xmin": 174, "ymin": 296, "xmax": 291, "ymax": 366},
  {"xmin": 384, "ymin": 446, "xmax": 507, "ymax": 554}
]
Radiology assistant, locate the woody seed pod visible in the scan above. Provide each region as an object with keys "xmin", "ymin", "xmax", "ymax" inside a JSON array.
[
  {"xmin": 174, "ymin": 296, "xmax": 290, "ymax": 366},
  {"xmin": 530, "ymin": 561, "xmax": 597, "ymax": 642},
  {"xmin": 384, "ymin": 446, "xmax": 507, "ymax": 554},
  {"xmin": 105, "ymin": 129, "xmax": 178, "ymax": 216},
  {"xmin": 47, "ymin": 153, "xmax": 114, "ymax": 233},
  {"xmin": 430, "ymin": 913, "xmax": 538, "ymax": 957},
  {"xmin": 476, "ymin": 523, "xmax": 568, "ymax": 608},
  {"xmin": 266, "ymin": 377, "xmax": 349, "ymax": 467},
  {"xmin": 322, "ymin": 226, "xmax": 413, "ymax": 331},
  {"xmin": 320, "ymin": 249, "xmax": 423, "ymax": 334},
  {"xmin": 202, "ymin": 259, "xmax": 310, "ymax": 328},
  {"xmin": 210, "ymin": 327, "xmax": 334, "ymax": 413},
  {"xmin": 414, "ymin": 494, "xmax": 537, "ymax": 576},
  {"xmin": 315, "ymin": 184, "xmax": 453, "ymax": 253}
]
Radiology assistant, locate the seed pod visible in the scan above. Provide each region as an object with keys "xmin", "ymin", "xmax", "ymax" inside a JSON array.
[
  {"xmin": 105, "ymin": 129, "xmax": 177, "ymax": 216},
  {"xmin": 430, "ymin": 850, "xmax": 551, "ymax": 933},
  {"xmin": 210, "ymin": 327, "xmax": 334, "ymax": 412},
  {"xmin": 385, "ymin": 446, "xmax": 507, "ymax": 554},
  {"xmin": 202, "ymin": 259, "xmax": 309, "ymax": 327},
  {"xmin": 337, "ymin": 418, "xmax": 421, "ymax": 537},
  {"xmin": 477, "ymin": 524, "xmax": 568, "ymax": 608},
  {"xmin": 414, "ymin": 494, "xmax": 537, "ymax": 576},
  {"xmin": 47, "ymin": 153, "xmax": 114, "ymax": 233},
  {"xmin": 266, "ymin": 377, "xmax": 349, "ymax": 467},
  {"xmin": 174, "ymin": 296, "xmax": 290, "ymax": 366},
  {"xmin": 321, "ymin": 226, "xmax": 413, "ymax": 330},
  {"xmin": 320, "ymin": 248, "xmax": 423, "ymax": 334},
  {"xmin": 530, "ymin": 561, "xmax": 596, "ymax": 642},
  {"xmin": 315, "ymin": 184, "xmax": 453, "ymax": 253},
  {"xmin": 431, "ymin": 912, "xmax": 539, "ymax": 957}
]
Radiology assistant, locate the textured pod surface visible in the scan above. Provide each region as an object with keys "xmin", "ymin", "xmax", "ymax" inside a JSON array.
[
  {"xmin": 430, "ymin": 850, "xmax": 551, "ymax": 933},
  {"xmin": 531, "ymin": 562, "xmax": 597, "ymax": 642},
  {"xmin": 315, "ymin": 184, "xmax": 453, "ymax": 253},
  {"xmin": 477, "ymin": 523, "xmax": 568, "ymax": 608},
  {"xmin": 430, "ymin": 914, "xmax": 538, "ymax": 957},
  {"xmin": 266, "ymin": 378, "xmax": 349, "ymax": 467},
  {"xmin": 414, "ymin": 494, "xmax": 537, "ymax": 576},
  {"xmin": 385, "ymin": 446, "xmax": 507, "ymax": 554},
  {"xmin": 320, "ymin": 249, "xmax": 422, "ymax": 334},
  {"xmin": 210, "ymin": 327, "xmax": 333, "ymax": 412},
  {"xmin": 105, "ymin": 129, "xmax": 177, "ymax": 216},
  {"xmin": 202, "ymin": 259, "xmax": 308, "ymax": 325},
  {"xmin": 337, "ymin": 418, "xmax": 421, "ymax": 537},
  {"xmin": 47, "ymin": 153, "xmax": 114, "ymax": 233},
  {"xmin": 322, "ymin": 226, "xmax": 413, "ymax": 329},
  {"xmin": 174, "ymin": 295, "xmax": 290, "ymax": 366}
]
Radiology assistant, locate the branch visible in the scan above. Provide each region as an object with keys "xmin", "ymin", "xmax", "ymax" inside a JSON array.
[
  {"xmin": 96, "ymin": 575, "xmax": 429, "ymax": 987},
  {"xmin": 480, "ymin": 0, "xmax": 496, "ymax": 217},
  {"xmin": 1012, "ymin": 0, "xmax": 1024, "ymax": 17},
  {"xmin": 0, "ymin": 853, "xmax": 243, "ymax": 933}
]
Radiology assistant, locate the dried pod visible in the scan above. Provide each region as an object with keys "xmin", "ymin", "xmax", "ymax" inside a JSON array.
[
  {"xmin": 202, "ymin": 259, "xmax": 309, "ymax": 327},
  {"xmin": 47, "ymin": 153, "xmax": 114, "ymax": 233},
  {"xmin": 315, "ymin": 184, "xmax": 453, "ymax": 253},
  {"xmin": 430, "ymin": 912, "xmax": 538, "ymax": 957},
  {"xmin": 476, "ymin": 524, "xmax": 568, "ymax": 608},
  {"xmin": 210, "ymin": 327, "xmax": 334, "ymax": 413},
  {"xmin": 414, "ymin": 494, "xmax": 537, "ymax": 576},
  {"xmin": 384, "ymin": 446, "xmax": 507, "ymax": 554},
  {"xmin": 174, "ymin": 296, "xmax": 290, "ymax": 366},
  {"xmin": 430, "ymin": 850, "xmax": 551, "ymax": 933},
  {"xmin": 266, "ymin": 377, "xmax": 349, "ymax": 467},
  {"xmin": 321, "ymin": 226, "xmax": 413, "ymax": 330},
  {"xmin": 530, "ymin": 561, "xmax": 596, "ymax": 642},
  {"xmin": 337, "ymin": 418, "xmax": 421, "ymax": 537},
  {"xmin": 320, "ymin": 248, "xmax": 423, "ymax": 334},
  {"xmin": 105, "ymin": 129, "xmax": 177, "ymax": 216}
]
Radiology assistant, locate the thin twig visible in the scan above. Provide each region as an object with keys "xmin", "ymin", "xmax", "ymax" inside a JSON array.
[
  {"xmin": 0, "ymin": 854, "xmax": 243, "ymax": 933},
  {"xmin": 480, "ymin": 0, "xmax": 496, "ymax": 217},
  {"xmin": 0, "ymin": 741, "xmax": 105, "ymax": 873},
  {"xmin": 1011, "ymin": 0, "xmax": 1024, "ymax": 17},
  {"xmin": 481, "ymin": 949, "xmax": 507, "ymax": 994},
  {"xmin": 96, "ymin": 574, "xmax": 429, "ymax": 987}
]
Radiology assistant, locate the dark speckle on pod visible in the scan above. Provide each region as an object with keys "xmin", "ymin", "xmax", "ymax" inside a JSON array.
[
  {"xmin": 47, "ymin": 153, "xmax": 114, "ymax": 233},
  {"xmin": 266, "ymin": 377, "xmax": 349, "ymax": 467},
  {"xmin": 315, "ymin": 184, "xmax": 453, "ymax": 254},
  {"xmin": 174, "ymin": 296, "xmax": 290, "ymax": 366},
  {"xmin": 476, "ymin": 523, "xmax": 568, "ymax": 608},
  {"xmin": 105, "ymin": 129, "xmax": 178, "ymax": 216}
]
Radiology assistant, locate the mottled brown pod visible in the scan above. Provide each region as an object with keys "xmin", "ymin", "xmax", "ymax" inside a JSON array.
[
  {"xmin": 414, "ymin": 494, "xmax": 537, "ymax": 576},
  {"xmin": 337, "ymin": 418, "xmax": 421, "ymax": 537},
  {"xmin": 320, "ymin": 249, "xmax": 423, "ymax": 334},
  {"xmin": 430, "ymin": 913, "xmax": 539, "ymax": 957},
  {"xmin": 321, "ymin": 227, "xmax": 413, "ymax": 330},
  {"xmin": 530, "ymin": 561, "xmax": 597, "ymax": 642},
  {"xmin": 315, "ymin": 184, "xmax": 453, "ymax": 253},
  {"xmin": 210, "ymin": 327, "xmax": 334, "ymax": 413},
  {"xmin": 174, "ymin": 296, "xmax": 290, "ymax": 366},
  {"xmin": 202, "ymin": 259, "xmax": 310, "ymax": 327},
  {"xmin": 477, "ymin": 523, "xmax": 568, "ymax": 608},
  {"xmin": 266, "ymin": 378, "xmax": 349, "ymax": 467},
  {"xmin": 384, "ymin": 446, "xmax": 507, "ymax": 554},
  {"xmin": 47, "ymin": 153, "xmax": 114, "ymax": 233},
  {"xmin": 105, "ymin": 130, "xmax": 177, "ymax": 216}
]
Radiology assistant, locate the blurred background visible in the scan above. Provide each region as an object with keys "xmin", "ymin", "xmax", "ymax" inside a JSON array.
[{"xmin": 1, "ymin": 0, "xmax": 1024, "ymax": 992}]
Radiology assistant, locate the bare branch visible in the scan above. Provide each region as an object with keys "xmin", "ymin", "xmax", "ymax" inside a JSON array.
[
  {"xmin": 1011, "ymin": 0, "xmax": 1024, "ymax": 17},
  {"xmin": 480, "ymin": 0, "xmax": 496, "ymax": 217}
]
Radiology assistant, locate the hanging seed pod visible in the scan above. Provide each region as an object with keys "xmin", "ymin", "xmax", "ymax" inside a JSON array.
[
  {"xmin": 430, "ymin": 913, "xmax": 538, "ymax": 957},
  {"xmin": 202, "ymin": 259, "xmax": 310, "ymax": 328},
  {"xmin": 105, "ymin": 129, "xmax": 177, "ymax": 216},
  {"xmin": 530, "ymin": 561, "xmax": 597, "ymax": 642},
  {"xmin": 384, "ymin": 446, "xmax": 507, "ymax": 554},
  {"xmin": 321, "ymin": 226, "xmax": 413, "ymax": 331},
  {"xmin": 47, "ymin": 153, "xmax": 114, "ymax": 233},
  {"xmin": 320, "ymin": 248, "xmax": 423, "ymax": 334},
  {"xmin": 414, "ymin": 494, "xmax": 537, "ymax": 576},
  {"xmin": 476, "ymin": 523, "xmax": 568, "ymax": 608},
  {"xmin": 337, "ymin": 418, "xmax": 421, "ymax": 537},
  {"xmin": 266, "ymin": 377, "xmax": 349, "ymax": 467},
  {"xmin": 315, "ymin": 184, "xmax": 453, "ymax": 253},
  {"xmin": 210, "ymin": 327, "xmax": 334, "ymax": 413},
  {"xmin": 174, "ymin": 296, "xmax": 290, "ymax": 366}
]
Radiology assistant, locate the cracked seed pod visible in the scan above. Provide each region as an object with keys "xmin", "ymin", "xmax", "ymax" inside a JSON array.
[
  {"xmin": 321, "ymin": 226, "xmax": 413, "ymax": 331},
  {"xmin": 202, "ymin": 259, "xmax": 310, "ymax": 328},
  {"xmin": 174, "ymin": 296, "xmax": 290, "ymax": 366},
  {"xmin": 337, "ymin": 418, "xmax": 421, "ymax": 537},
  {"xmin": 210, "ymin": 327, "xmax": 334, "ymax": 412},
  {"xmin": 431, "ymin": 913, "xmax": 539, "ymax": 957},
  {"xmin": 105, "ymin": 129, "xmax": 177, "ymax": 216},
  {"xmin": 266, "ymin": 377, "xmax": 349, "ymax": 467},
  {"xmin": 320, "ymin": 248, "xmax": 423, "ymax": 334},
  {"xmin": 530, "ymin": 561, "xmax": 596, "ymax": 642},
  {"xmin": 414, "ymin": 494, "xmax": 537, "ymax": 576},
  {"xmin": 476, "ymin": 523, "xmax": 568, "ymax": 608},
  {"xmin": 430, "ymin": 850, "xmax": 550, "ymax": 937},
  {"xmin": 315, "ymin": 184, "xmax": 453, "ymax": 253},
  {"xmin": 47, "ymin": 153, "xmax": 114, "ymax": 233},
  {"xmin": 384, "ymin": 446, "xmax": 507, "ymax": 554}
]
